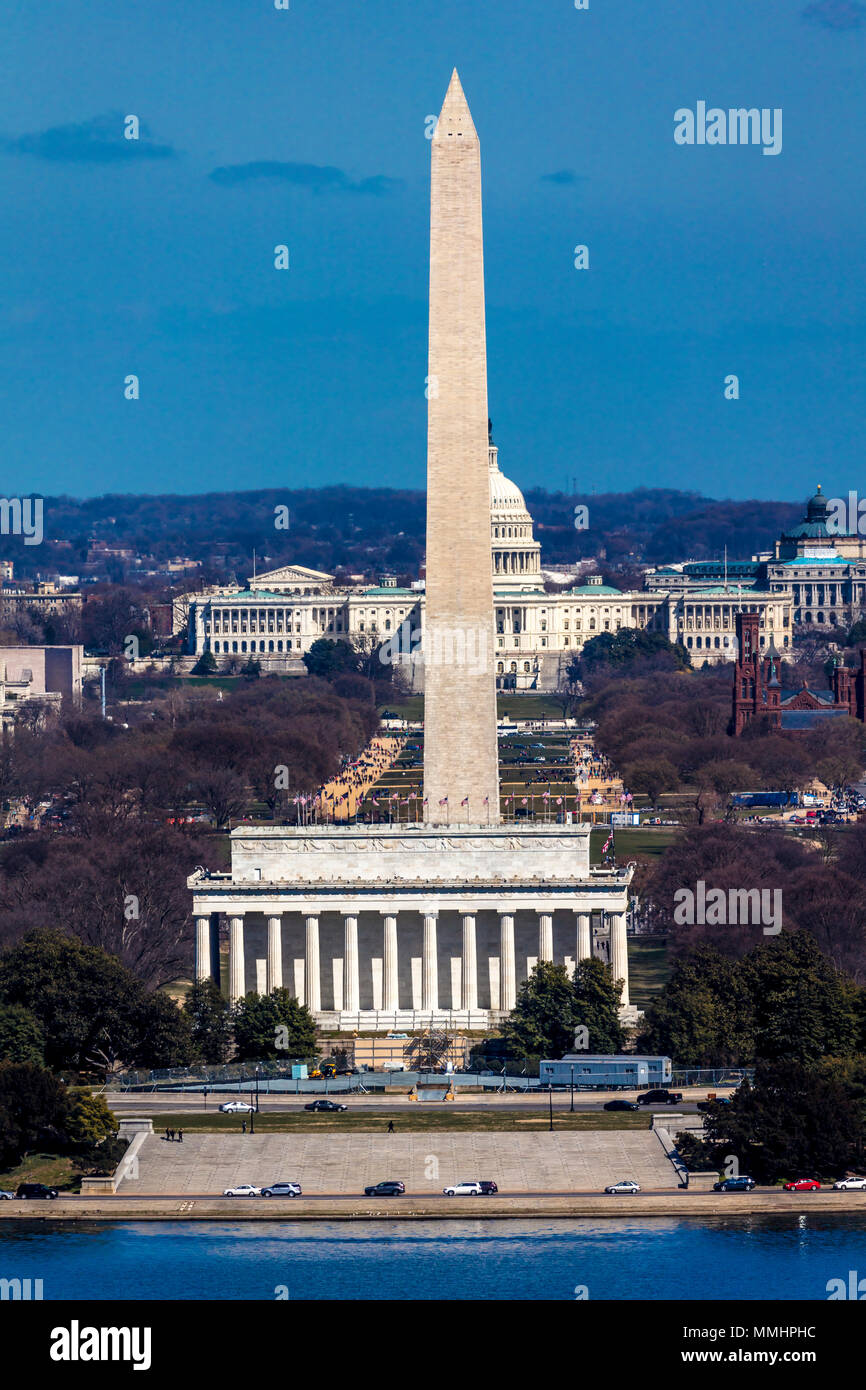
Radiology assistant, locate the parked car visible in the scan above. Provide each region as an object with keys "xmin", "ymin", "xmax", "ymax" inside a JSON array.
[
  {"xmin": 442, "ymin": 1181, "xmax": 482, "ymax": 1196},
  {"xmin": 364, "ymin": 1180, "xmax": 405, "ymax": 1196},
  {"xmin": 637, "ymin": 1089, "xmax": 683, "ymax": 1106},
  {"xmin": 713, "ymin": 1176, "xmax": 757, "ymax": 1192},
  {"xmin": 604, "ymin": 1100, "xmax": 640, "ymax": 1112},
  {"xmin": 223, "ymin": 1184, "xmax": 262, "ymax": 1197},
  {"xmin": 478, "ymin": 1181, "xmax": 498, "ymax": 1195},
  {"xmin": 261, "ymin": 1182, "xmax": 302, "ymax": 1198},
  {"xmin": 219, "ymin": 1100, "xmax": 256, "ymax": 1113},
  {"xmin": 15, "ymin": 1183, "xmax": 58, "ymax": 1199},
  {"xmin": 783, "ymin": 1178, "xmax": 821, "ymax": 1192},
  {"xmin": 0, "ymin": 1189, "xmax": 16, "ymax": 1199},
  {"xmin": 304, "ymin": 1099, "xmax": 348, "ymax": 1112},
  {"xmin": 604, "ymin": 1179, "xmax": 640, "ymax": 1195},
  {"xmin": 833, "ymin": 1176, "xmax": 866, "ymax": 1191}
]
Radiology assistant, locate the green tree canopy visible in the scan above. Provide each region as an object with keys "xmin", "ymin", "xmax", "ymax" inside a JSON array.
[
  {"xmin": 572, "ymin": 956, "xmax": 627, "ymax": 1054},
  {"xmin": 184, "ymin": 979, "xmax": 233, "ymax": 1063},
  {"xmin": 500, "ymin": 962, "xmax": 578, "ymax": 1059},
  {"xmin": 0, "ymin": 1002, "xmax": 45, "ymax": 1066},
  {"xmin": 0, "ymin": 930, "xmax": 193, "ymax": 1073},
  {"xmin": 231, "ymin": 988, "xmax": 317, "ymax": 1061},
  {"xmin": 0, "ymin": 1061, "xmax": 69, "ymax": 1169},
  {"xmin": 697, "ymin": 1060, "xmax": 866, "ymax": 1183}
]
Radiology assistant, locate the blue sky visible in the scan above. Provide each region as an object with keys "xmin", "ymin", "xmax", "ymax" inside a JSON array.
[{"xmin": 1, "ymin": 0, "xmax": 864, "ymax": 501}]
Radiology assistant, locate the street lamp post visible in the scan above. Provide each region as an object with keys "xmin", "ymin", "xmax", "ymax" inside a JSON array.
[
  {"xmin": 548, "ymin": 1085, "xmax": 554, "ymax": 1132},
  {"xmin": 570, "ymin": 1065, "xmax": 575, "ymax": 1113}
]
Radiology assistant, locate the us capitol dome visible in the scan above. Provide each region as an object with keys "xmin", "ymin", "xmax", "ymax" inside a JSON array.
[{"xmin": 488, "ymin": 427, "xmax": 543, "ymax": 593}]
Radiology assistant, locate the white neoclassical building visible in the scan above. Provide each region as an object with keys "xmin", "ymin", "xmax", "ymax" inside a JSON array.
[
  {"xmin": 189, "ymin": 822, "xmax": 635, "ymax": 1029},
  {"xmin": 185, "ymin": 441, "xmax": 792, "ymax": 685}
]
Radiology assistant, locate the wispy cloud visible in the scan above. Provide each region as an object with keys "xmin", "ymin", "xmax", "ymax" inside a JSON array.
[
  {"xmin": 209, "ymin": 160, "xmax": 403, "ymax": 195},
  {"xmin": 801, "ymin": 0, "xmax": 866, "ymax": 29},
  {"xmin": 0, "ymin": 112, "xmax": 176, "ymax": 162},
  {"xmin": 540, "ymin": 169, "xmax": 586, "ymax": 186}
]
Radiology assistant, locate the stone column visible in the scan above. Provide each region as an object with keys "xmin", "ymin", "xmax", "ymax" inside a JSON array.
[
  {"xmin": 609, "ymin": 911, "xmax": 630, "ymax": 1009},
  {"xmin": 499, "ymin": 913, "xmax": 516, "ymax": 1012},
  {"xmin": 577, "ymin": 912, "xmax": 592, "ymax": 963},
  {"xmin": 383, "ymin": 914, "xmax": 399, "ymax": 1012},
  {"xmin": 266, "ymin": 916, "xmax": 282, "ymax": 993},
  {"xmin": 422, "ymin": 913, "xmax": 438, "ymax": 1012},
  {"xmin": 304, "ymin": 915, "xmax": 321, "ymax": 1013},
  {"xmin": 538, "ymin": 912, "xmax": 553, "ymax": 963},
  {"xmin": 195, "ymin": 915, "xmax": 211, "ymax": 982},
  {"xmin": 461, "ymin": 913, "xmax": 477, "ymax": 1011},
  {"xmin": 343, "ymin": 914, "xmax": 359, "ymax": 1014},
  {"xmin": 229, "ymin": 915, "xmax": 245, "ymax": 1003}
]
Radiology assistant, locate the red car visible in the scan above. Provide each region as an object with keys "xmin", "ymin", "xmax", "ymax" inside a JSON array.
[{"xmin": 783, "ymin": 1178, "xmax": 821, "ymax": 1192}]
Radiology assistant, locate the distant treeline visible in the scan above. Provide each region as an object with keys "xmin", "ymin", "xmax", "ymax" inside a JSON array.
[{"xmin": 13, "ymin": 485, "xmax": 803, "ymax": 581}]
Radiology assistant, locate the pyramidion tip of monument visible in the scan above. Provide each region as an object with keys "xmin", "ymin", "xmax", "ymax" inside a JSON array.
[{"xmin": 434, "ymin": 68, "xmax": 478, "ymax": 141}]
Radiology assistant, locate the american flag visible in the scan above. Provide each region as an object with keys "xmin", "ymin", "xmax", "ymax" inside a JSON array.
[
  {"xmin": 439, "ymin": 797, "xmax": 448, "ymax": 806},
  {"xmin": 461, "ymin": 797, "xmax": 469, "ymax": 807},
  {"xmin": 602, "ymin": 831, "xmax": 613, "ymax": 854}
]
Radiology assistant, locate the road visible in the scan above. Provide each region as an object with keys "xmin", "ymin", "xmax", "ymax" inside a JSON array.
[{"xmin": 106, "ymin": 1091, "xmax": 708, "ymax": 1115}]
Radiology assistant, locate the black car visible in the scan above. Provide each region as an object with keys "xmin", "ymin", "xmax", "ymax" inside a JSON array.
[
  {"xmin": 16, "ymin": 1183, "xmax": 59, "ymax": 1199},
  {"xmin": 637, "ymin": 1089, "xmax": 684, "ymax": 1106},
  {"xmin": 364, "ymin": 1180, "xmax": 405, "ymax": 1196},
  {"xmin": 713, "ymin": 1176, "xmax": 757, "ymax": 1192},
  {"xmin": 478, "ymin": 1181, "xmax": 498, "ymax": 1194},
  {"xmin": 604, "ymin": 1099, "xmax": 640, "ymax": 1111},
  {"xmin": 304, "ymin": 1099, "xmax": 348, "ymax": 1112}
]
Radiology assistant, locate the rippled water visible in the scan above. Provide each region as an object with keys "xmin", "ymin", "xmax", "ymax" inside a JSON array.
[{"xmin": 2, "ymin": 1216, "xmax": 865, "ymax": 1300}]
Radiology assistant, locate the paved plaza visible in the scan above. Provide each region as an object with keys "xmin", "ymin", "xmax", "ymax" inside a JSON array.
[{"xmin": 121, "ymin": 1130, "xmax": 675, "ymax": 1196}]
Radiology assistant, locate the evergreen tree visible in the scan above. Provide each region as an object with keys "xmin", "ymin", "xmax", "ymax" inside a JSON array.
[
  {"xmin": 191, "ymin": 650, "xmax": 217, "ymax": 675},
  {"xmin": 638, "ymin": 945, "xmax": 753, "ymax": 1066},
  {"xmin": 0, "ymin": 1062, "xmax": 69, "ymax": 1169},
  {"xmin": 700, "ymin": 1060, "xmax": 864, "ymax": 1183},
  {"xmin": 232, "ymin": 988, "xmax": 317, "ymax": 1061},
  {"xmin": 0, "ymin": 1002, "xmax": 45, "ymax": 1066},
  {"xmin": 572, "ymin": 957, "xmax": 626, "ymax": 1054},
  {"xmin": 184, "ymin": 979, "xmax": 233, "ymax": 1063},
  {"xmin": 743, "ymin": 932, "xmax": 860, "ymax": 1064},
  {"xmin": 500, "ymin": 963, "xmax": 578, "ymax": 1060}
]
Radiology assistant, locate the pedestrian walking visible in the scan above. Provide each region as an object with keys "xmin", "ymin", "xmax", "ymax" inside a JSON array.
[
  {"xmin": 169, "ymin": 1128, "xmax": 175, "ymax": 1142},
  {"xmin": 387, "ymin": 1120, "xmax": 395, "ymax": 1134},
  {"xmin": 242, "ymin": 1120, "xmax": 247, "ymax": 1135},
  {"xmin": 164, "ymin": 1127, "xmax": 170, "ymax": 1142},
  {"xmin": 178, "ymin": 1129, "xmax": 183, "ymax": 1143}
]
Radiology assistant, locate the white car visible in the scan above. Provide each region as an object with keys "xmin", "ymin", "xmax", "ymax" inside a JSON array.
[
  {"xmin": 442, "ymin": 1181, "xmax": 482, "ymax": 1197},
  {"xmin": 223, "ymin": 1184, "xmax": 262, "ymax": 1198},
  {"xmin": 218, "ymin": 1101, "xmax": 256, "ymax": 1113},
  {"xmin": 604, "ymin": 1179, "xmax": 641, "ymax": 1195},
  {"xmin": 0, "ymin": 1190, "xmax": 14, "ymax": 1200},
  {"xmin": 833, "ymin": 1176, "xmax": 866, "ymax": 1191}
]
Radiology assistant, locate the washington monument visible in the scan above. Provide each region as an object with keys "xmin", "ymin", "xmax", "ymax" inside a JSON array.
[{"xmin": 423, "ymin": 70, "xmax": 500, "ymax": 825}]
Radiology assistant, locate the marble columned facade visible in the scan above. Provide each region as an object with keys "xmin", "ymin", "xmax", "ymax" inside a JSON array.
[{"xmin": 189, "ymin": 824, "xmax": 636, "ymax": 1028}]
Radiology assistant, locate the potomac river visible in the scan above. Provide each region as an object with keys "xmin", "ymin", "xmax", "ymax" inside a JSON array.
[{"xmin": 2, "ymin": 1214, "xmax": 866, "ymax": 1300}]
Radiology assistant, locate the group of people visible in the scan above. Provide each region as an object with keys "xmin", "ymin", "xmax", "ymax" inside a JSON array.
[
  {"xmin": 316, "ymin": 736, "xmax": 406, "ymax": 821},
  {"xmin": 163, "ymin": 1127, "xmax": 184, "ymax": 1143}
]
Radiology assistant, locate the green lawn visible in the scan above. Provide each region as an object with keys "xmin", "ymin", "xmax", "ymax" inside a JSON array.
[
  {"xmin": 590, "ymin": 826, "xmax": 679, "ymax": 861},
  {"xmin": 627, "ymin": 939, "xmax": 670, "ymax": 1011},
  {"xmin": 378, "ymin": 694, "xmax": 568, "ymax": 722},
  {"xmin": 149, "ymin": 1109, "xmax": 651, "ymax": 1133},
  {"xmin": 0, "ymin": 1153, "xmax": 82, "ymax": 1192}
]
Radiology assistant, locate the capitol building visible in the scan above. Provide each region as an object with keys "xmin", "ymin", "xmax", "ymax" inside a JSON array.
[{"xmin": 187, "ymin": 440, "xmax": 793, "ymax": 688}]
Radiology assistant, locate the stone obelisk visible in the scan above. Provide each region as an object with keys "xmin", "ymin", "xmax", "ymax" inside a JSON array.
[{"xmin": 423, "ymin": 70, "xmax": 500, "ymax": 825}]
